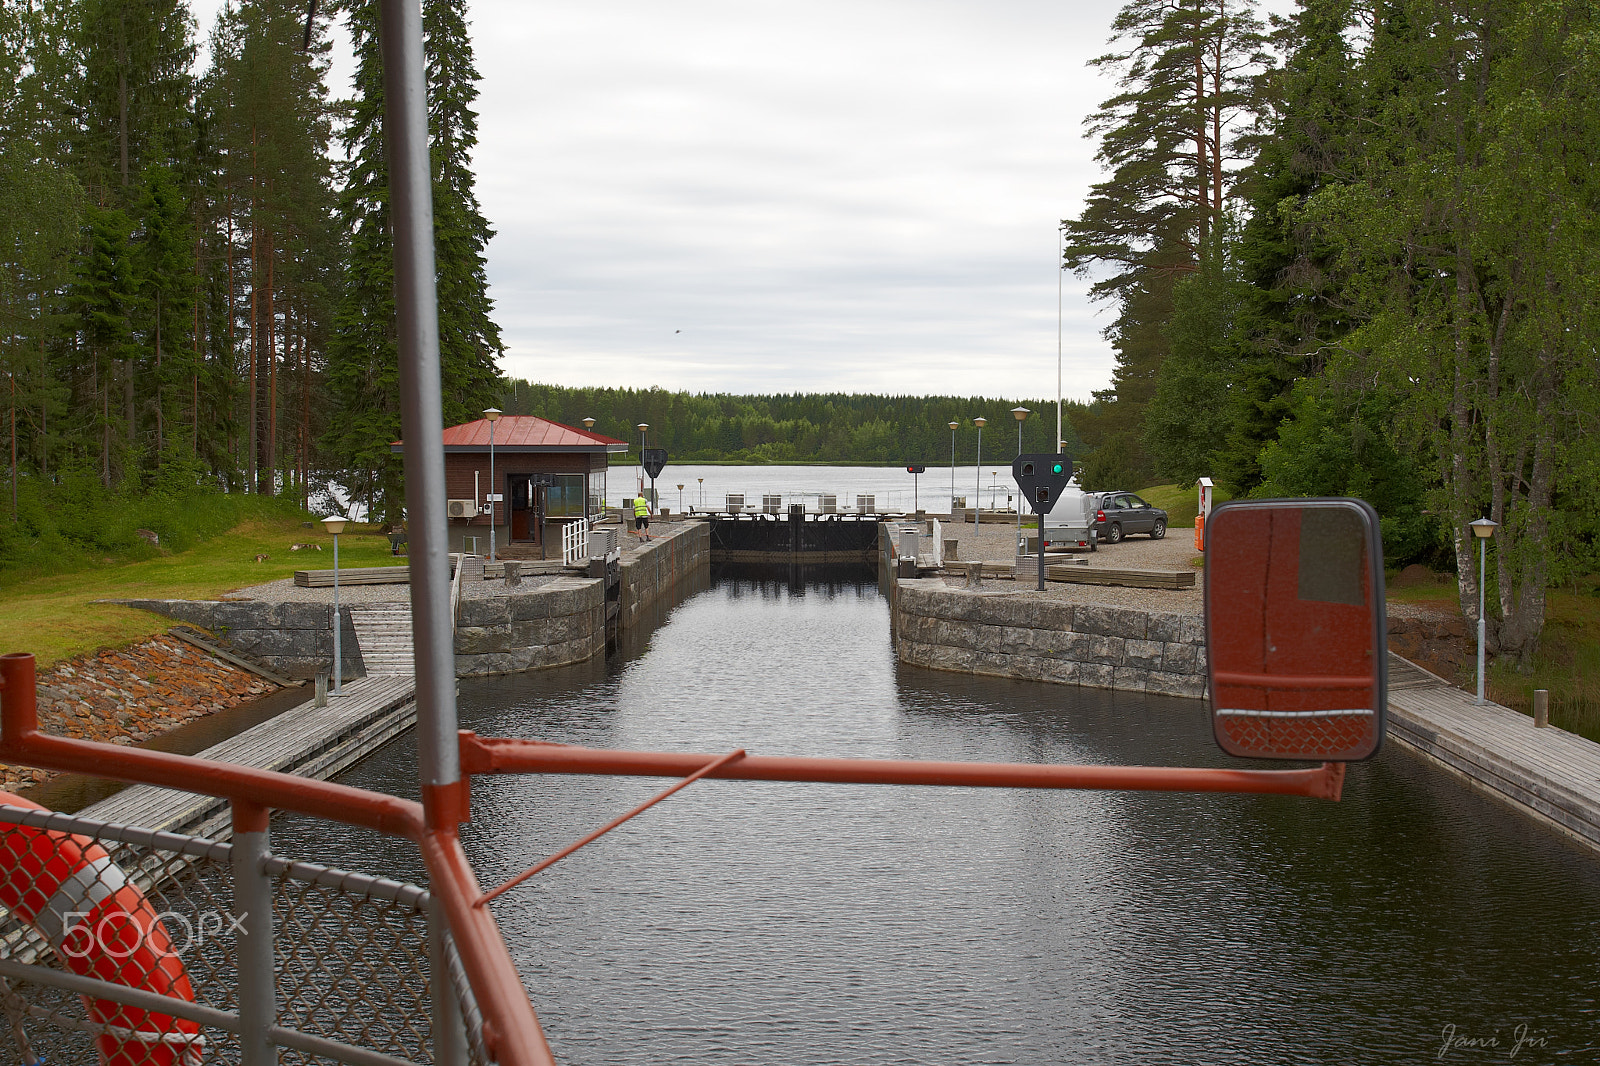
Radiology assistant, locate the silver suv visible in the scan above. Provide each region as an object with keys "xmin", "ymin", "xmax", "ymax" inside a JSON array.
[{"xmin": 1088, "ymin": 492, "xmax": 1168, "ymax": 543}]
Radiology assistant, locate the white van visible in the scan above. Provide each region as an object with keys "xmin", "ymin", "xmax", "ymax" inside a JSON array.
[{"xmin": 1036, "ymin": 482, "xmax": 1096, "ymax": 552}]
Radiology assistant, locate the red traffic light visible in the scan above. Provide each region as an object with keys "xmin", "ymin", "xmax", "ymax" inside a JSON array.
[{"xmin": 906, "ymin": 465, "xmax": 926, "ymax": 474}]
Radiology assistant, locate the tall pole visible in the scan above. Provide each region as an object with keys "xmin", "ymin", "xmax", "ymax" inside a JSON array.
[
  {"xmin": 1012, "ymin": 407, "xmax": 1029, "ymax": 534},
  {"xmin": 972, "ymin": 417, "xmax": 986, "ymax": 527},
  {"xmin": 1056, "ymin": 224, "xmax": 1063, "ymax": 460},
  {"xmin": 948, "ymin": 421, "xmax": 958, "ymax": 517},
  {"xmin": 378, "ymin": 0, "xmax": 461, "ymax": 828}
]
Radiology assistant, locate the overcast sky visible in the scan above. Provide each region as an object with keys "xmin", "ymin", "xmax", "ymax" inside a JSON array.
[{"xmin": 194, "ymin": 1, "xmax": 1145, "ymax": 400}]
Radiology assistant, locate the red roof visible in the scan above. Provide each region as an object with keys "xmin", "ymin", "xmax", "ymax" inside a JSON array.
[{"xmin": 395, "ymin": 416, "xmax": 627, "ymax": 450}]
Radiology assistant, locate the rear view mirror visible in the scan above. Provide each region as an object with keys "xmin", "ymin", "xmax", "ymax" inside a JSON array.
[{"xmin": 1205, "ymin": 499, "xmax": 1386, "ymax": 761}]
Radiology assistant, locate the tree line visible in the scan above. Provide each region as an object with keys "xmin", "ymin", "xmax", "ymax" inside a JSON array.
[
  {"xmin": 0, "ymin": 0, "xmax": 498, "ymax": 523},
  {"xmin": 1064, "ymin": 0, "xmax": 1599, "ymax": 666},
  {"xmin": 499, "ymin": 380, "xmax": 1099, "ymax": 468}
]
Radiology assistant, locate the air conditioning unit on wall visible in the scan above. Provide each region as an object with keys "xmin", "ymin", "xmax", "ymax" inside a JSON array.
[{"xmin": 446, "ymin": 499, "xmax": 477, "ymax": 519}]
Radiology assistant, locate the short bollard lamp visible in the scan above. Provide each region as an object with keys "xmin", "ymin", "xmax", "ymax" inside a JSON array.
[
  {"xmin": 1012, "ymin": 407, "xmax": 1029, "ymax": 531},
  {"xmin": 323, "ymin": 515, "xmax": 348, "ymax": 696},
  {"xmin": 1470, "ymin": 516, "xmax": 1498, "ymax": 705},
  {"xmin": 483, "ymin": 407, "xmax": 502, "ymax": 564}
]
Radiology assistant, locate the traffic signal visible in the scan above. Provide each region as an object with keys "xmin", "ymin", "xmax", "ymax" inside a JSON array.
[
  {"xmin": 906, "ymin": 464, "xmax": 926, "ymax": 474},
  {"xmin": 1011, "ymin": 453, "xmax": 1073, "ymax": 513}
]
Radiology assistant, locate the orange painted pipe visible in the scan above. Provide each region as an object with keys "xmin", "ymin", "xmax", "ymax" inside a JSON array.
[{"xmin": 459, "ymin": 733, "xmax": 1347, "ymax": 801}]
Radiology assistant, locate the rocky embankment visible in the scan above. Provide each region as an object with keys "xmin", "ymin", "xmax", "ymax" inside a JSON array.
[{"xmin": 2, "ymin": 636, "xmax": 279, "ymax": 793}]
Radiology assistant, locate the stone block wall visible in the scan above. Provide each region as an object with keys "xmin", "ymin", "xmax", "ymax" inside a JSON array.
[
  {"xmin": 454, "ymin": 577, "xmax": 605, "ymax": 675},
  {"xmin": 619, "ymin": 522, "xmax": 711, "ymax": 630},
  {"xmin": 114, "ymin": 599, "xmax": 363, "ymax": 681},
  {"xmin": 893, "ymin": 580, "xmax": 1207, "ymax": 699}
]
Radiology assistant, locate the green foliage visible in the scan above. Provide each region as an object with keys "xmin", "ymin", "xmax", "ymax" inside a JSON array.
[
  {"xmin": 1255, "ymin": 381, "xmax": 1443, "ymax": 565},
  {"xmin": 0, "ymin": 475, "xmax": 306, "ymax": 582}
]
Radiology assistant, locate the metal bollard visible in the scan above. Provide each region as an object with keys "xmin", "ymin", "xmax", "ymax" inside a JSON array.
[
  {"xmin": 314, "ymin": 671, "xmax": 329, "ymax": 707},
  {"xmin": 1534, "ymin": 689, "xmax": 1549, "ymax": 728}
]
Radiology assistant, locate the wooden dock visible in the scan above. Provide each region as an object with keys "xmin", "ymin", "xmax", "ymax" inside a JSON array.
[
  {"xmin": 77, "ymin": 674, "xmax": 416, "ymax": 841},
  {"xmin": 1386, "ymin": 653, "xmax": 1600, "ymax": 856}
]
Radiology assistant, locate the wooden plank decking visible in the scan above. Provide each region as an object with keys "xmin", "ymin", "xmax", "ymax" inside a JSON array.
[
  {"xmin": 1386, "ymin": 653, "xmax": 1600, "ymax": 855},
  {"xmin": 77, "ymin": 674, "xmax": 416, "ymax": 841}
]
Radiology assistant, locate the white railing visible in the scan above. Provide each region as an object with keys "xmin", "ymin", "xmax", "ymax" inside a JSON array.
[{"xmin": 562, "ymin": 517, "xmax": 591, "ymax": 567}]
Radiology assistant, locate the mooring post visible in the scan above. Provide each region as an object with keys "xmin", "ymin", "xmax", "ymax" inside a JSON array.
[{"xmin": 1534, "ymin": 689, "xmax": 1549, "ymax": 728}]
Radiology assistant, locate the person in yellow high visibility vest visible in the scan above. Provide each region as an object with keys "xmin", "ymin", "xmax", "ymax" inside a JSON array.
[{"xmin": 632, "ymin": 494, "xmax": 653, "ymax": 542}]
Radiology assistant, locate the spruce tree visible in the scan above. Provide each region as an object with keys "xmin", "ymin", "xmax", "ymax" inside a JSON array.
[{"xmin": 326, "ymin": 0, "xmax": 503, "ymax": 521}]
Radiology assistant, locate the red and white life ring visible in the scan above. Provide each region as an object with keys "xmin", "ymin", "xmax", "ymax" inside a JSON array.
[{"xmin": 0, "ymin": 791, "xmax": 204, "ymax": 1065}]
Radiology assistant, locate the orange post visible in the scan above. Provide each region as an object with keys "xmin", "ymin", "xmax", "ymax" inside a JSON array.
[{"xmin": 1195, "ymin": 512, "xmax": 1205, "ymax": 551}]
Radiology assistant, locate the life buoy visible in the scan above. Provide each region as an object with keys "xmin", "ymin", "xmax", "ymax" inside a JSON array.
[{"xmin": 0, "ymin": 791, "xmax": 204, "ymax": 1065}]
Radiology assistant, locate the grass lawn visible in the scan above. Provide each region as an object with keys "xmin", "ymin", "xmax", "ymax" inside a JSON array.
[
  {"xmin": 0, "ymin": 517, "xmax": 403, "ymax": 670},
  {"xmin": 1134, "ymin": 483, "xmax": 1232, "ymax": 527}
]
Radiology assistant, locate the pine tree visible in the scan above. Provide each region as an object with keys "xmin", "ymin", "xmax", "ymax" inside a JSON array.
[
  {"xmin": 426, "ymin": 0, "xmax": 503, "ymax": 427},
  {"xmin": 326, "ymin": 0, "xmax": 504, "ymax": 521},
  {"xmin": 1061, "ymin": 0, "xmax": 1270, "ymax": 486}
]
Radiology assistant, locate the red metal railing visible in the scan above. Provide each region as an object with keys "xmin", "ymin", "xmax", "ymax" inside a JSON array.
[{"xmin": 1, "ymin": 651, "xmax": 1346, "ymax": 1065}]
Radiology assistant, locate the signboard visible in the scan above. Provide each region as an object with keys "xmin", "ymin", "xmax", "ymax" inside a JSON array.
[
  {"xmin": 1010, "ymin": 453, "xmax": 1073, "ymax": 514},
  {"xmin": 642, "ymin": 448, "xmax": 668, "ymax": 479},
  {"xmin": 485, "ymin": 493, "xmax": 504, "ymax": 503}
]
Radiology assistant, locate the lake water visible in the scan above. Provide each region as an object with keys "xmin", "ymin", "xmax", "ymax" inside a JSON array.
[
  {"xmin": 618, "ymin": 463, "xmax": 1031, "ymax": 514},
  {"xmin": 272, "ymin": 563, "xmax": 1600, "ymax": 1064}
]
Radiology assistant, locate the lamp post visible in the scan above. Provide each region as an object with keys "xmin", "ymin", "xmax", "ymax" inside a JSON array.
[
  {"xmin": 677, "ymin": 483, "xmax": 685, "ymax": 513},
  {"xmin": 483, "ymin": 408, "xmax": 501, "ymax": 563},
  {"xmin": 580, "ymin": 418, "xmax": 597, "ymax": 518},
  {"xmin": 948, "ymin": 421, "xmax": 959, "ymax": 518},
  {"xmin": 1012, "ymin": 407, "xmax": 1029, "ymax": 531},
  {"xmin": 637, "ymin": 423, "xmax": 649, "ymax": 500},
  {"xmin": 1470, "ymin": 517, "xmax": 1498, "ymax": 705},
  {"xmin": 698, "ymin": 477, "xmax": 704, "ymax": 508},
  {"xmin": 972, "ymin": 417, "xmax": 986, "ymax": 526},
  {"xmin": 323, "ymin": 515, "xmax": 347, "ymax": 696}
]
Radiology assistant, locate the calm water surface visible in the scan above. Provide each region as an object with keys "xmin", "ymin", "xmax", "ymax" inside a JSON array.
[{"xmin": 275, "ymin": 565, "xmax": 1600, "ymax": 1065}]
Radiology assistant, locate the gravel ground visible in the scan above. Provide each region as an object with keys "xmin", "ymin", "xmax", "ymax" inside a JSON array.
[{"xmin": 941, "ymin": 519, "xmax": 1206, "ymax": 615}]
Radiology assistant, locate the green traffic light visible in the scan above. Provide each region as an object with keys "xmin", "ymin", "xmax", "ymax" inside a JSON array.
[{"xmin": 1051, "ymin": 463, "xmax": 1063, "ymax": 474}]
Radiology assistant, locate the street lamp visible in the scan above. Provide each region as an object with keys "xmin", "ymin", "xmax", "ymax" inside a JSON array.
[
  {"xmin": 637, "ymin": 423, "xmax": 649, "ymax": 500},
  {"xmin": 482, "ymin": 408, "xmax": 501, "ymax": 563},
  {"xmin": 1012, "ymin": 407, "xmax": 1029, "ymax": 531},
  {"xmin": 948, "ymin": 421, "xmax": 959, "ymax": 518},
  {"xmin": 972, "ymin": 417, "xmax": 986, "ymax": 526},
  {"xmin": 580, "ymin": 418, "xmax": 597, "ymax": 518},
  {"xmin": 322, "ymin": 515, "xmax": 347, "ymax": 696},
  {"xmin": 1470, "ymin": 517, "xmax": 1499, "ymax": 705},
  {"xmin": 677, "ymin": 483, "xmax": 685, "ymax": 513},
  {"xmin": 698, "ymin": 477, "xmax": 704, "ymax": 507}
]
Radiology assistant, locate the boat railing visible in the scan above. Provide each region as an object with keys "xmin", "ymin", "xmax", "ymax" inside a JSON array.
[{"xmin": 0, "ymin": 801, "xmax": 485, "ymax": 1066}]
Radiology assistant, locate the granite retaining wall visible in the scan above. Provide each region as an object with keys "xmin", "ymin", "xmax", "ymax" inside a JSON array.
[
  {"xmin": 112, "ymin": 599, "xmax": 363, "ymax": 682},
  {"xmin": 619, "ymin": 522, "xmax": 711, "ymax": 630},
  {"xmin": 454, "ymin": 576, "xmax": 606, "ymax": 676},
  {"xmin": 892, "ymin": 579, "xmax": 1208, "ymax": 699},
  {"xmin": 115, "ymin": 522, "xmax": 714, "ymax": 680}
]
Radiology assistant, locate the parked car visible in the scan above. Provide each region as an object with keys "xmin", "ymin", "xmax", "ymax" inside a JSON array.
[{"xmin": 1088, "ymin": 491, "xmax": 1167, "ymax": 543}]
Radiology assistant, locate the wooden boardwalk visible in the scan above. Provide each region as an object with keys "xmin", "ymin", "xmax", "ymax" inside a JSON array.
[
  {"xmin": 77, "ymin": 674, "xmax": 416, "ymax": 841},
  {"xmin": 1386, "ymin": 653, "xmax": 1600, "ymax": 856}
]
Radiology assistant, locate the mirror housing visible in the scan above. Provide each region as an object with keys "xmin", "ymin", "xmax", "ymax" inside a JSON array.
[{"xmin": 1204, "ymin": 498, "xmax": 1387, "ymax": 761}]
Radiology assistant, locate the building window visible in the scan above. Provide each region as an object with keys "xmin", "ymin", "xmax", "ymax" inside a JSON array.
[{"xmin": 548, "ymin": 473, "xmax": 586, "ymax": 517}]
